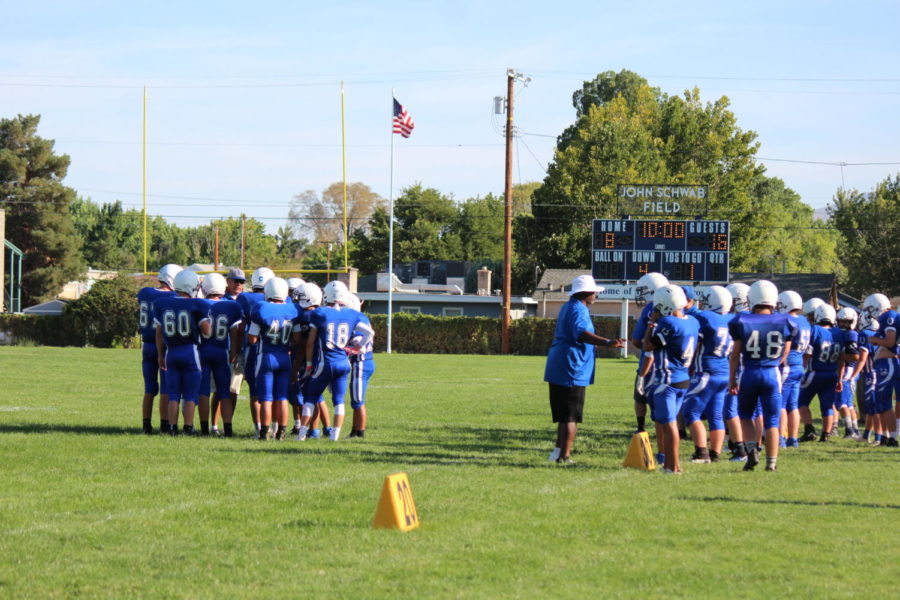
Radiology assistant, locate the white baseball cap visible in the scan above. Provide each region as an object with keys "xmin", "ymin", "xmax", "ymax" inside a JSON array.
[{"xmin": 569, "ymin": 275, "xmax": 604, "ymax": 296}]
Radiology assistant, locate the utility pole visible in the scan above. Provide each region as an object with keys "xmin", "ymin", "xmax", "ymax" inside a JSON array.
[
  {"xmin": 501, "ymin": 70, "xmax": 514, "ymax": 354},
  {"xmin": 500, "ymin": 68, "xmax": 530, "ymax": 354},
  {"xmin": 240, "ymin": 213, "xmax": 246, "ymax": 270},
  {"xmin": 214, "ymin": 221, "xmax": 220, "ymax": 271}
]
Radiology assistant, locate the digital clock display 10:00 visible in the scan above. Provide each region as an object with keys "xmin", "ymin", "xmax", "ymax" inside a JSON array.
[{"xmin": 591, "ymin": 219, "xmax": 730, "ymax": 282}]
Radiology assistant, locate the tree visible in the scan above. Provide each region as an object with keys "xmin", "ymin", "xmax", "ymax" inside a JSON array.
[
  {"xmin": 288, "ymin": 182, "xmax": 385, "ymax": 244},
  {"xmin": 517, "ymin": 70, "xmax": 768, "ymax": 274},
  {"xmin": 828, "ymin": 175, "xmax": 900, "ymax": 297},
  {"xmin": 65, "ymin": 274, "xmax": 140, "ymax": 348},
  {"xmin": 457, "ymin": 194, "xmax": 503, "ymax": 261},
  {"xmin": 350, "ymin": 184, "xmax": 462, "ymax": 273},
  {"xmin": 0, "ymin": 114, "xmax": 84, "ymax": 304}
]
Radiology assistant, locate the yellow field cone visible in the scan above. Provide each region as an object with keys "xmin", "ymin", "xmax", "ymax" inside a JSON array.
[
  {"xmin": 623, "ymin": 431, "xmax": 657, "ymax": 471},
  {"xmin": 372, "ymin": 472, "xmax": 420, "ymax": 531}
]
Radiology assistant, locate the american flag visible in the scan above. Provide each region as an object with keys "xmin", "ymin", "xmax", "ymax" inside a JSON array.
[{"xmin": 393, "ymin": 98, "xmax": 415, "ymax": 138}]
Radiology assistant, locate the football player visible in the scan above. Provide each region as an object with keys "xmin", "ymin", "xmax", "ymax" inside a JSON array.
[
  {"xmin": 630, "ymin": 272, "xmax": 669, "ymax": 460},
  {"xmin": 836, "ymin": 307, "xmax": 864, "ymax": 439},
  {"xmin": 136, "ymin": 264, "xmax": 180, "ymax": 434},
  {"xmin": 728, "ymin": 280, "xmax": 797, "ymax": 471},
  {"xmin": 343, "ymin": 293, "xmax": 375, "ymax": 439},
  {"xmin": 154, "ymin": 270, "xmax": 211, "ymax": 435},
  {"xmin": 776, "ymin": 290, "xmax": 810, "ymax": 447},
  {"xmin": 683, "ymin": 285, "xmax": 732, "ymax": 463},
  {"xmin": 797, "ymin": 304, "xmax": 857, "ymax": 442},
  {"xmin": 723, "ymin": 282, "xmax": 751, "ymax": 461},
  {"xmin": 864, "ymin": 293, "xmax": 899, "ymax": 447},
  {"xmin": 641, "ymin": 284, "xmax": 699, "ymax": 474},
  {"xmin": 248, "ymin": 278, "xmax": 299, "ymax": 440},
  {"xmin": 291, "ymin": 282, "xmax": 325, "ymax": 438},
  {"xmin": 237, "ymin": 267, "xmax": 274, "ymax": 435},
  {"xmin": 858, "ymin": 316, "xmax": 881, "ymax": 443},
  {"xmin": 296, "ymin": 280, "xmax": 373, "ymax": 442},
  {"xmin": 198, "ymin": 273, "xmax": 243, "ymax": 437}
]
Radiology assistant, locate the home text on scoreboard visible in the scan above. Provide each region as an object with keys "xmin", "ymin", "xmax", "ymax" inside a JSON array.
[{"xmin": 591, "ymin": 219, "xmax": 730, "ymax": 282}]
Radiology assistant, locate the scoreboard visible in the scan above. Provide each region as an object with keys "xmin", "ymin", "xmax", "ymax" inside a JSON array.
[{"xmin": 591, "ymin": 219, "xmax": 730, "ymax": 282}]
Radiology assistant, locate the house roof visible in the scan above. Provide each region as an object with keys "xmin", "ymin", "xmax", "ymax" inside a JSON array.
[{"xmin": 22, "ymin": 299, "xmax": 68, "ymax": 315}]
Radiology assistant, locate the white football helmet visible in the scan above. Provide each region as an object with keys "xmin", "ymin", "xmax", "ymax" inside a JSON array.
[
  {"xmin": 264, "ymin": 277, "xmax": 289, "ymax": 301},
  {"xmin": 726, "ymin": 283, "xmax": 750, "ymax": 312},
  {"xmin": 777, "ymin": 291, "xmax": 803, "ymax": 314},
  {"xmin": 295, "ymin": 282, "xmax": 323, "ymax": 308},
  {"xmin": 699, "ymin": 285, "xmax": 732, "ymax": 314},
  {"xmin": 836, "ymin": 307, "xmax": 858, "ymax": 329},
  {"xmin": 803, "ymin": 297, "xmax": 826, "ymax": 318},
  {"xmin": 861, "ymin": 293, "xmax": 891, "ymax": 321},
  {"xmin": 634, "ymin": 272, "xmax": 669, "ymax": 306},
  {"xmin": 158, "ymin": 264, "xmax": 182, "ymax": 289},
  {"xmin": 652, "ymin": 284, "xmax": 687, "ymax": 316},
  {"xmin": 286, "ymin": 277, "xmax": 304, "ymax": 293},
  {"xmin": 748, "ymin": 280, "xmax": 778, "ymax": 310},
  {"xmin": 815, "ymin": 303, "xmax": 837, "ymax": 326},
  {"xmin": 250, "ymin": 267, "xmax": 275, "ymax": 291},
  {"xmin": 341, "ymin": 293, "xmax": 362, "ymax": 312},
  {"xmin": 323, "ymin": 280, "xmax": 350, "ymax": 306},
  {"xmin": 201, "ymin": 273, "xmax": 227, "ymax": 297},
  {"xmin": 173, "ymin": 269, "xmax": 200, "ymax": 297}
]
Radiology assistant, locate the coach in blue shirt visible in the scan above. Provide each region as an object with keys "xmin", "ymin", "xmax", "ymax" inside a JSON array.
[{"xmin": 544, "ymin": 275, "xmax": 625, "ymax": 464}]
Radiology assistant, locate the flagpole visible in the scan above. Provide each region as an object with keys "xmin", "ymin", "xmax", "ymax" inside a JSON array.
[{"xmin": 387, "ymin": 89, "xmax": 395, "ymax": 354}]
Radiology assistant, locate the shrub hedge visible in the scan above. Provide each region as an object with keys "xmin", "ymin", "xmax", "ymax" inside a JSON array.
[{"xmin": 367, "ymin": 313, "xmax": 635, "ymax": 357}]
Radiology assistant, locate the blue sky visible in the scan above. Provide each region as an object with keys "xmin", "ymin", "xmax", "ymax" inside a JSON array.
[{"xmin": 2, "ymin": 1, "xmax": 898, "ymax": 233}]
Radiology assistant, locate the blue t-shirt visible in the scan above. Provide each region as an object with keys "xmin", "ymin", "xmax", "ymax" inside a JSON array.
[
  {"xmin": 250, "ymin": 301, "xmax": 300, "ymax": 355},
  {"xmin": 692, "ymin": 310, "xmax": 733, "ymax": 376},
  {"xmin": 153, "ymin": 296, "xmax": 207, "ymax": 347},
  {"xmin": 204, "ymin": 298, "xmax": 244, "ymax": 351},
  {"xmin": 729, "ymin": 312, "xmax": 798, "ymax": 369},
  {"xmin": 652, "ymin": 314, "xmax": 700, "ymax": 384},
  {"xmin": 544, "ymin": 298, "xmax": 596, "ymax": 387},
  {"xmin": 137, "ymin": 287, "xmax": 175, "ymax": 340}
]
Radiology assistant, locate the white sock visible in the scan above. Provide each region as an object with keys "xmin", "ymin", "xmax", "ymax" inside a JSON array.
[
  {"xmin": 548, "ymin": 448, "xmax": 561, "ymax": 462},
  {"xmin": 255, "ymin": 422, "xmax": 262, "ymax": 433},
  {"xmin": 895, "ymin": 418, "xmax": 900, "ymax": 435},
  {"xmin": 296, "ymin": 425, "xmax": 308, "ymax": 440},
  {"xmin": 295, "ymin": 419, "xmax": 302, "ymax": 428},
  {"xmin": 844, "ymin": 417, "xmax": 853, "ymax": 429},
  {"xmin": 330, "ymin": 426, "xmax": 341, "ymax": 441}
]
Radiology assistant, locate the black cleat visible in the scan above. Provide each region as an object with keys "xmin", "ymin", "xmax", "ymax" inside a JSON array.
[
  {"xmin": 799, "ymin": 431, "xmax": 817, "ymax": 443},
  {"xmin": 690, "ymin": 449, "xmax": 711, "ymax": 464},
  {"xmin": 743, "ymin": 449, "xmax": 759, "ymax": 471}
]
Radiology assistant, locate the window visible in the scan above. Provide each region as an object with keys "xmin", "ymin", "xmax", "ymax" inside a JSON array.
[
  {"xmin": 399, "ymin": 306, "xmax": 421, "ymax": 314},
  {"xmin": 442, "ymin": 307, "xmax": 463, "ymax": 317}
]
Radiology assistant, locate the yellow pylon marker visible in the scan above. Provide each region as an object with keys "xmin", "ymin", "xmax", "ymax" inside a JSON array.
[
  {"xmin": 372, "ymin": 472, "xmax": 420, "ymax": 531},
  {"xmin": 622, "ymin": 431, "xmax": 657, "ymax": 471}
]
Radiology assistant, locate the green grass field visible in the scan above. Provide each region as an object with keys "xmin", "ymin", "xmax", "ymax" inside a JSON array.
[{"xmin": 0, "ymin": 347, "xmax": 897, "ymax": 599}]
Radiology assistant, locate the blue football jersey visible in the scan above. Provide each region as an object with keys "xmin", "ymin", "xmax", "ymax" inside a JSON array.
[
  {"xmin": 250, "ymin": 302, "xmax": 299, "ymax": 355},
  {"xmin": 652, "ymin": 314, "xmax": 700, "ymax": 384},
  {"xmin": 137, "ymin": 287, "xmax": 175, "ymax": 340},
  {"xmin": 874, "ymin": 309, "xmax": 899, "ymax": 354},
  {"xmin": 630, "ymin": 303, "xmax": 655, "ymax": 372},
  {"xmin": 309, "ymin": 306, "xmax": 368, "ymax": 365},
  {"xmin": 729, "ymin": 312, "xmax": 798, "ymax": 368},
  {"xmin": 786, "ymin": 314, "xmax": 812, "ymax": 368},
  {"xmin": 205, "ymin": 298, "xmax": 244, "ymax": 351},
  {"xmin": 351, "ymin": 313, "xmax": 375, "ymax": 362},
  {"xmin": 153, "ymin": 296, "xmax": 207, "ymax": 347},
  {"xmin": 807, "ymin": 325, "xmax": 843, "ymax": 373},
  {"xmin": 692, "ymin": 310, "xmax": 733, "ymax": 376},
  {"xmin": 859, "ymin": 328, "xmax": 877, "ymax": 375}
]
